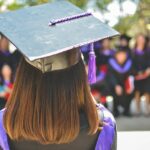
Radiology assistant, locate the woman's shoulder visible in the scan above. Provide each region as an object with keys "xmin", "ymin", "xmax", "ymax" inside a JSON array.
[
  {"xmin": 97, "ymin": 104, "xmax": 115, "ymax": 125},
  {"xmin": 96, "ymin": 104, "xmax": 117, "ymax": 150}
]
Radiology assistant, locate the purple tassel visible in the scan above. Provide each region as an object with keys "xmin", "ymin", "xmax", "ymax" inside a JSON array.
[{"xmin": 88, "ymin": 43, "xmax": 96, "ymax": 84}]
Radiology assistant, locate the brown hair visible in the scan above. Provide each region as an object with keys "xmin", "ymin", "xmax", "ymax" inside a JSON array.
[{"xmin": 3, "ymin": 58, "xmax": 99, "ymax": 144}]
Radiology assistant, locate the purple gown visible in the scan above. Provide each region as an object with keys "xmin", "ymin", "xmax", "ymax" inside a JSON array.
[{"xmin": 0, "ymin": 104, "xmax": 116, "ymax": 150}]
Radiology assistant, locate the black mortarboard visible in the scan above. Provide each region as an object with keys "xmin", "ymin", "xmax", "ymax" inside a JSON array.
[
  {"xmin": 120, "ymin": 34, "xmax": 131, "ymax": 42},
  {"xmin": 0, "ymin": 0, "xmax": 119, "ymax": 83}
]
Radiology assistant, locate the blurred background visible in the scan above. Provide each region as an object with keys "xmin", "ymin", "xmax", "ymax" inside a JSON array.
[{"xmin": 0, "ymin": 0, "xmax": 150, "ymax": 135}]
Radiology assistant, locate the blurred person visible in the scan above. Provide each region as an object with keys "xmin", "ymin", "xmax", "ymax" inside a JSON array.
[
  {"xmin": 108, "ymin": 49, "xmax": 134, "ymax": 117},
  {"xmin": 0, "ymin": 80, "xmax": 6, "ymax": 110},
  {"xmin": 95, "ymin": 38, "xmax": 114, "ymax": 67},
  {"xmin": 0, "ymin": 35, "xmax": 22, "ymax": 77},
  {"xmin": 0, "ymin": 35, "xmax": 13, "ymax": 69},
  {"xmin": 0, "ymin": 64, "xmax": 13, "ymax": 109},
  {"xmin": 1, "ymin": 64, "xmax": 13, "ymax": 100},
  {"xmin": 91, "ymin": 38, "xmax": 114, "ymax": 106},
  {"xmin": 118, "ymin": 34, "xmax": 131, "ymax": 56},
  {"xmin": 132, "ymin": 33, "xmax": 150, "ymax": 115}
]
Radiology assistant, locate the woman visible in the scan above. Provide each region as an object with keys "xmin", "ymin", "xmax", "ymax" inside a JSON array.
[
  {"xmin": 132, "ymin": 33, "xmax": 150, "ymax": 115},
  {"xmin": 0, "ymin": 1, "xmax": 118, "ymax": 149},
  {"xmin": 0, "ymin": 55, "xmax": 116, "ymax": 150}
]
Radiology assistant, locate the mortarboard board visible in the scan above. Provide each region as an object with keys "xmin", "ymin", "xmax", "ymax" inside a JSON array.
[
  {"xmin": 120, "ymin": 34, "xmax": 131, "ymax": 42},
  {"xmin": 0, "ymin": 0, "xmax": 119, "ymax": 83}
]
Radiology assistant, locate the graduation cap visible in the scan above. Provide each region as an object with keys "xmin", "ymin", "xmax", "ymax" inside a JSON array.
[
  {"xmin": 0, "ymin": 0, "xmax": 119, "ymax": 84},
  {"xmin": 120, "ymin": 34, "xmax": 131, "ymax": 42}
]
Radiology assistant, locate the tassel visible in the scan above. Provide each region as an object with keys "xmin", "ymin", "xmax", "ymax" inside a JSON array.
[{"xmin": 88, "ymin": 43, "xmax": 96, "ymax": 84}]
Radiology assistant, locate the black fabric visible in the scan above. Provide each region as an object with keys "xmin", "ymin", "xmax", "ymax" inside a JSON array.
[
  {"xmin": 108, "ymin": 59, "xmax": 134, "ymax": 88},
  {"xmin": 107, "ymin": 58, "xmax": 134, "ymax": 116},
  {"xmin": 113, "ymin": 92, "xmax": 133, "ymax": 116},
  {"xmin": 0, "ymin": 98, "xmax": 6, "ymax": 110},
  {"xmin": 0, "ymin": 51, "xmax": 13, "ymax": 70},
  {"xmin": 132, "ymin": 50, "xmax": 150, "ymax": 93},
  {"xmin": 11, "ymin": 50, "xmax": 22, "ymax": 75},
  {"xmin": 132, "ymin": 50, "xmax": 150, "ymax": 73},
  {"xmin": 95, "ymin": 50, "xmax": 113, "ymax": 67},
  {"xmin": 134, "ymin": 77, "xmax": 150, "ymax": 94},
  {"xmin": 8, "ymin": 112, "xmax": 99, "ymax": 150}
]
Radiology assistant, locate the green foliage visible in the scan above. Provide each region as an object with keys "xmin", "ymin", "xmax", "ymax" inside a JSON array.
[
  {"xmin": 12, "ymin": 0, "xmax": 87, "ymax": 8},
  {"xmin": 25, "ymin": 0, "xmax": 50, "ymax": 6},
  {"xmin": 136, "ymin": 0, "xmax": 150, "ymax": 21},
  {"xmin": 68, "ymin": 0, "xmax": 88, "ymax": 8},
  {"xmin": 96, "ymin": 0, "xmax": 112, "ymax": 11},
  {"xmin": 114, "ymin": 0, "xmax": 150, "ymax": 35},
  {"xmin": 0, "ymin": 1, "xmax": 4, "ymax": 7},
  {"xmin": 114, "ymin": 14, "xmax": 138, "ymax": 34},
  {"xmin": 7, "ymin": 2, "xmax": 25, "ymax": 10}
]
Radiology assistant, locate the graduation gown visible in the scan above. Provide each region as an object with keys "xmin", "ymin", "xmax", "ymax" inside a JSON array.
[
  {"xmin": 108, "ymin": 57, "xmax": 134, "ymax": 116},
  {"xmin": 0, "ymin": 50, "xmax": 22, "ymax": 79},
  {"xmin": 95, "ymin": 49, "xmax": 114, "ymax": 68},
  {"xmin": 0, "ymin": 51, "xmax": 13, "ymax": 70},
  {"xmin": 0, "ymin": 104, "xmax": 117, "ymax": 150},
  {"xmin": 132, "ymin": 49, "xmax": 150, "ymax": 93}
]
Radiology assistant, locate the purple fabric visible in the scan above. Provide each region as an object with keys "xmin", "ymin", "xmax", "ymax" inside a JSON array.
[
  {"xmin": 0, "ymin": 50, "xmax": 11, "ymax": 56},
  {"xmin": 134, "ymin": 49, "xmax": 145, "ymax": 55},
  {"xmin": 96, "ymin": 72, "xmax": 106, "ymax": 82},
  {"xmin": 0, "ymin": 109, "xmax": 9, "ymax": 150},
  {"xmin": 95, "ymin": 104, "xmax": 116, "ymax": 150},
  {"xmin": 88, "ymin": 43, "xmax": 96, "ymax": 84},
  {"xmin": 101, "ymin": 49, "xmax": 114, "ymax": 56},
  {"xmin": 94, "ymin": 42, "xmax": 101, "ymax": 50},
  {"xmin": 0, "ymin": 105, "xmax": 116, "ymax": 150},
  {"xmin": 109, "ymin": 58, "xmax": 132, "ymax": 73},
  {"xmin": 80, "ymin": 44, "xmax": 90, "ymax": 53},
  {"xmin": 48, "ymin": 12, "xmax": 92, "ymax": 26},
  {"xmin": 4, "ymin": 81, "xmax": 11, "ymax": 86}
]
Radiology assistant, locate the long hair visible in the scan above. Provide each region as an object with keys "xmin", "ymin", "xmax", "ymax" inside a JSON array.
[{"xmin": 3, "ymin": 57, "xmax": 99, "ymax": 144}]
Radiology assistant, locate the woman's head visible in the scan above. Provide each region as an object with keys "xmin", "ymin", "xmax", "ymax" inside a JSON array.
[
  {"xmin": 119, "ymin": 34, "xmax": 131, "ymax": 48},
  {"xmin": 115, "ymin": 51, "xmax": 127, "ymax": 65},
  {"xmin": 101, "ymin": 38, "xmax": 111, "ymax": 50},
  {"xmin": 1, "ymin": 64, "xmax": 12, "ymax": 81},
  {"xmin": 4, "ymin": 57, "xmax": 99, "ymax": 144},
  {"xmin": 135, "ymin": 33, "xmax": 147, "ymax": 50},
  {"xmin": 0, "ymin": 35, "xmax": 9, "ymax": 51}
]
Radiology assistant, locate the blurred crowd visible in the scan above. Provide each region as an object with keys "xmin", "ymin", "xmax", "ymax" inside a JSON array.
[
  {"xmin": 0, "ymin": 33, "xmax": 150, "ymax": 118},
  {"xmin": 81, "ymin": 33, "xmax": 150, "ymax": 117},
  {"xmin": 0, "ymin": 35, "xmax": 22, "ymax": 109}
]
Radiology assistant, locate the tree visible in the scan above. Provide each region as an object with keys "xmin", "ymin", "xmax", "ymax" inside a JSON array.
[
  {"xmin": 0, "ymin": 0, "xmax": 89, "ymax": 12},
  {"xmin": 114, "ymin": 0, "xmax": 150, "ymax": 36},
  {"xmin": 96, "ymin": 0, "xmax": 112, "ymax": 11}
]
